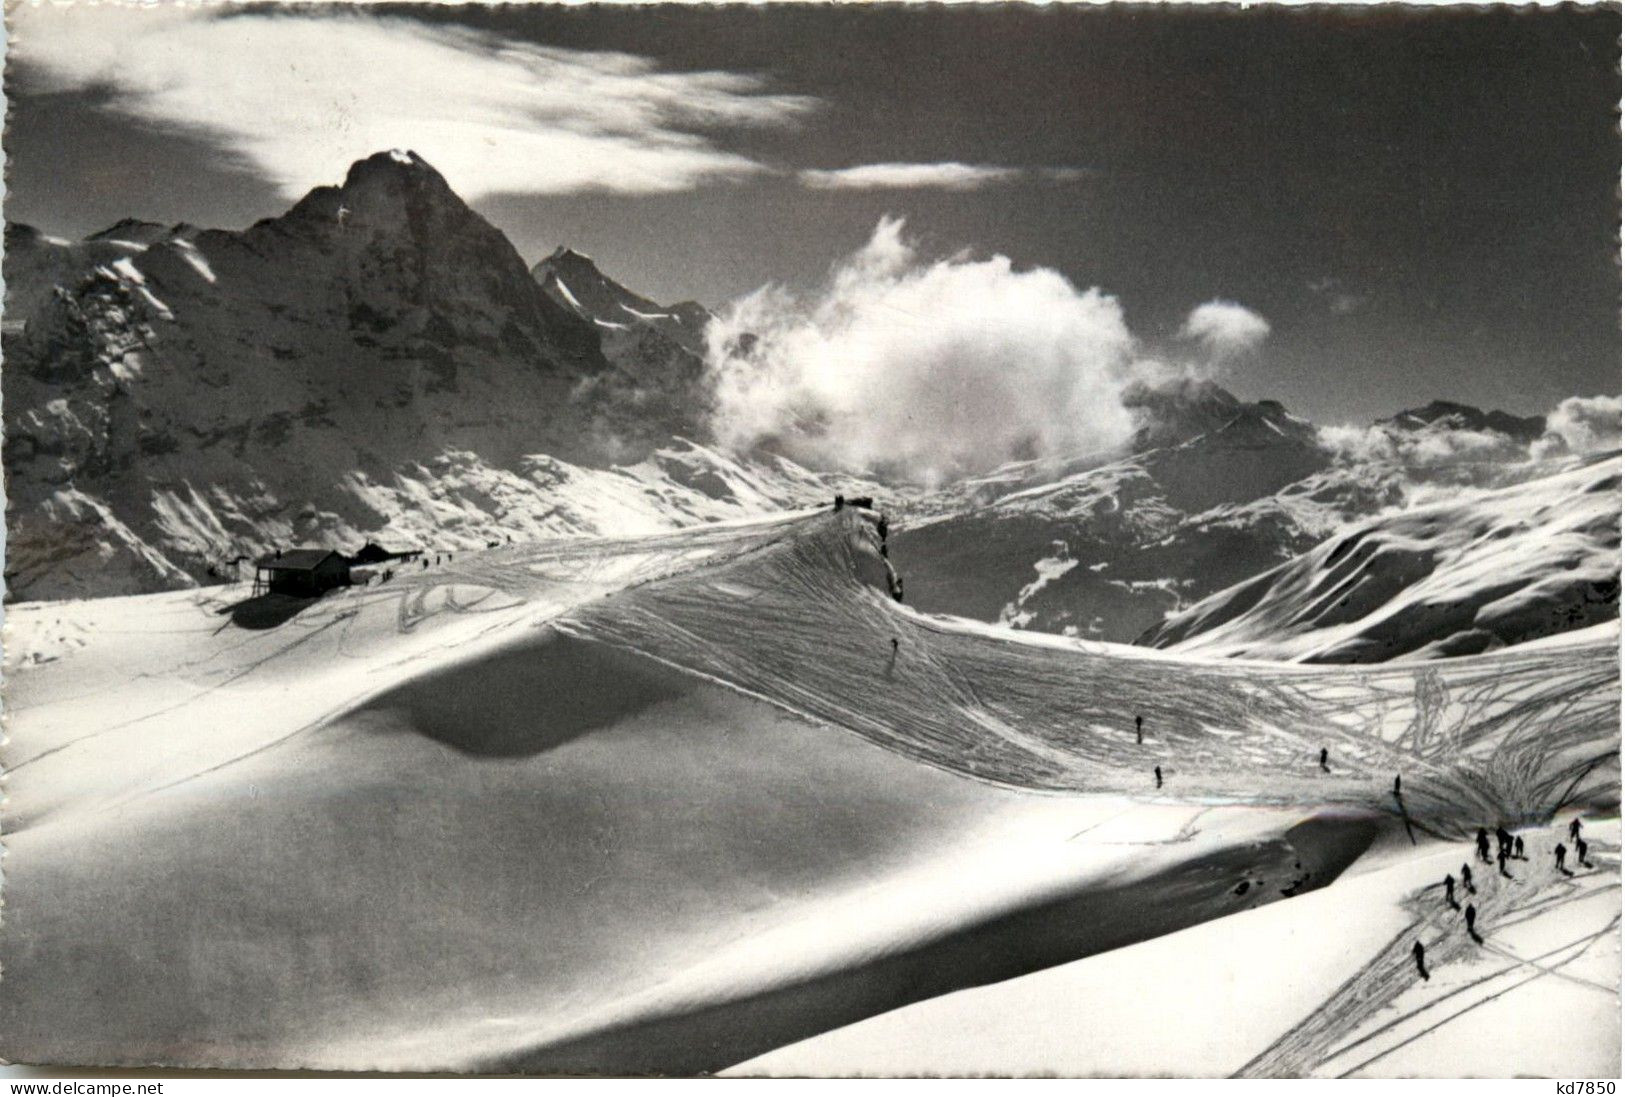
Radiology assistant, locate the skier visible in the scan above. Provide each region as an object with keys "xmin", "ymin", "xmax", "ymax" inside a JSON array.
[
  {"xmin": 1136, "ymin": 715, "xmax": 1144, "ymax": 744},
  {"xmin": 890, "ymin": 637, "xmax": 900, "ymax": 656},
  {"xmin": 1476, "ymin": 828, "xmax": 1493, "ymax": 864},
  {"xmin": 1412, "ymin": 940, "xmax": 1429, "ymax": 982},
  {"xmin": 1577, "ymin": 837, "xmax": 1592, "ymax": 869},
  {"xmin": 1497, "ymin": 847, "xmax": 1514, "ymax": 879},
  {"xmin": 1319, "ymin": 747, "xmax": 1330, "ymax": 773},
  {"xmin": 1514, "ymin": 835, "xmax": 1525, "ymax": 860},
  {"xmin": 1465, "ymin": 903, "xmax": 1483, "ymax": 944},
  {"xmin": 1461, "ymin": 863, "xmax": 1476, "ymax": 894},
  {"xmin": 1496, "ymin": 826, "xmax": 1513, "ymax": 859},
  {"xmin": 1443, "ymin": 873, "xmax": 1458, "ymax": 910},
  {"xmin": 1393, "ymin": 774, "xmax": 1402, "ymax": 797},
  {"xmin": 1570, "ymin": 817, "xmax": 1583, "ymax": 844},
  {"xmin": 1556, "ymin": 842, "xmax": 1571, "ymax": 876},
  {"xmin": 1155, "ymin": 765, "xmax": 1163, "ymax": 789}
]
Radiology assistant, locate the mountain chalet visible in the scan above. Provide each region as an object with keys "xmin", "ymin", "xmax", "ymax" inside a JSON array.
[{"xmin": 252, "ymin": 550, "xmax": 351, "ymax": 598}]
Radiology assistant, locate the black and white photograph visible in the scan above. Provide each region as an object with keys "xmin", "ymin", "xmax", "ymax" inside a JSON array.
[{"xmin": 0, "ymin": 0, "xmax": 1620, "ymax": 1079}]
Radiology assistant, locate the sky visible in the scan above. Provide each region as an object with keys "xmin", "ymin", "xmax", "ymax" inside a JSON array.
[{"xmin": 5, "ymin": 2, "xmax": 1620, "ymax": 427}]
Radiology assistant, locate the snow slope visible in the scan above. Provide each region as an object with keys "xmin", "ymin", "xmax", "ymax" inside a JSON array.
[
  {"xmin": 1141, "ymin": 455, "xmax": 1621, "ymax": 662},
  {"xmin": 734, "ymin": 819, "xmax": 1619, "ymax": 1078},
  {"xmin": 2, "ymin": 510, "xmax": 1616, "ymax": 1072}
]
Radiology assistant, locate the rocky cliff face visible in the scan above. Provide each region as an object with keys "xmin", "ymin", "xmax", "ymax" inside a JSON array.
[{"xmin": 530, "ymin": 246, "xmax": 715, "ymax": 447}]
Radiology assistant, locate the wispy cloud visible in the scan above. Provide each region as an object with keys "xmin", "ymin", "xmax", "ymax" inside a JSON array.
[
  {"xmin": 1308, "ymin": 276, "xmax": 1367, "ymax": 316},
  {"xmin": 798, "ymin": 162, "xmax": 1088, "ymax": 191},
  {"xmin": 12, "ymin": 6, "xmax": 819, "ymax": 200}
]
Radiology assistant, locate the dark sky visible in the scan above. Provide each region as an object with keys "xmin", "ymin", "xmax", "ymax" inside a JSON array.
[{"xmin": 7, "ymin": 4, "xmax": 1620, "ymax": 424}]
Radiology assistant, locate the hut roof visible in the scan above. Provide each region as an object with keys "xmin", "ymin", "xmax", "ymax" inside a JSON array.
[{"xmin": 255, "ymin": 549, "xmax": 346, "ymax": 573}]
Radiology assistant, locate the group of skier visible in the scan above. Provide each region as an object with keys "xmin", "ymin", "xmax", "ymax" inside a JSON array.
[{"xmin": 1416, "ymin": 815, "xmax": 1594, "ymax": 982}]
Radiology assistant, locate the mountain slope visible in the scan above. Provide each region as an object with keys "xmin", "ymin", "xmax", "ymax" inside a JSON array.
[
  {"xmin": 531, "ymin": 246, "xmax": 715, "ymax": 441},
  {"xmin": 1139, "ymin": 455, "xmax": 1622, "ymax": 662},
  {"xmin": 892, "ymin": 392, "xmax": 1341, "ymax": 640}
]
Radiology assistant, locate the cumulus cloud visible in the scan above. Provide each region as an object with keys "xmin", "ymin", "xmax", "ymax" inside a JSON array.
[
  {"xmin": 705, "ymin": 217, "xmax": 1140, "ymax": 482},
  {"xmin": 1179, "ymin": 300, "xmax": 1271, "ymax": 360},
  {"xmin": 1535, "ymin": 394, "xmax": 1622, "ymax": 458},
  {"xmin": 798, "ymin": 163, "xmax": 1088, "ymax": 190},
  {"xmin": 11, "ymin": 6, "xmax": 817, "ymax": 200}
]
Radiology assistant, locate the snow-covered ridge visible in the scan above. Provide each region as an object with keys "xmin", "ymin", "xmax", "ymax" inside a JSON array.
[{"xmin": 1140, "ymin": 454, "xmax": 1622, "ymax": 662}]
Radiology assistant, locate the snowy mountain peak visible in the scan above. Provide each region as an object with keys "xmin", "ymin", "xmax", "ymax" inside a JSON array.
[
  {"xmin": 532, "ymin": 246, "xmax": 712, "ymax": 357},
  {"xmin": 272, "ymin": 149, "xmax": 470, "ymax": 239},
  {"xmin": 1201, "ymin": 399, "xmax": 1321, "ymax": 450},
  {"xmin": 1380, "ymin": 400, "xmax": 1547, "ymax": 443},
  {"xmin": 85, "ymin": 218, "xmax": 172, "ymax": 246},
  {"xmin": 351, "ymin": 146, "xmax": 435, "ymax": 179},
  {"xmin": 1120, "ymin": 378, "xmax": 1319, "ymax": 455}
]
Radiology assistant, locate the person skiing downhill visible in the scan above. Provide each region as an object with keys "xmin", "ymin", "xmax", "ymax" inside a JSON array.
[
  {"xmin": 1155, "ymin": 765, "xmax": 1163, "ymax": 789},
  {"xmin": 1461, "ymin": 863, "xmax": 1476, "ymax": 894},
  {"xmin": 1570, "ymin": 817, "xmax": 1583, "ymax": 844},
  {"xmin": 1476, "ymin": 828, "xmax": 1493, "ymax": 864},
  {"xmin": 1577, "ymin": 837, "xmax": 1592, "ymax": 868},
  {"xmin": 1556, "ymin": 843, "xmax": 1571, "ymax": 875},
  {"xmin": 1136, "ymin": 715, "xmax": 1144, "ymax": 744},
  {"xmin": 1394, "ymin": 774, "xmax": 1403, "ymax": 797},
  {"xmin": 1319, "ymin": 747, "xmax": 1330, "ymax": 773},
  {"xmin": 1498, "ymin": 847, "xmax": 1514, "ymax": 879},
  {"xmin": 1465, "ymin": 903, "xmax": 1483, "ymax": 944},
  {"xmin": 1412, "ymin": 940, "xmax": 1430, "ymax": 981},
  {"xmin": 1514, "ymin": 835, "xmax": 1525, "ymax": 860},
  {"xmin": 1444, "ymin": 873, "xmax": 1458, "ymax": 910}
]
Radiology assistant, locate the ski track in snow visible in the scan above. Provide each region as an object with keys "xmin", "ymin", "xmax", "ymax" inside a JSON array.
[{"xmin": 1240, "ymin": 835, "xmax": 1620, "ymax": 1078}]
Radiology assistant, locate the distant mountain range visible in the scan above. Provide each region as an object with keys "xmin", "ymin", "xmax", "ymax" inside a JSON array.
[
  {"xmin": 4, "ymin": 149, "xmax": 1617, "ymax": 662},
  {"xmin": 893, "ymin": 380, "xmax": 1617, "ymax": 649}
]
